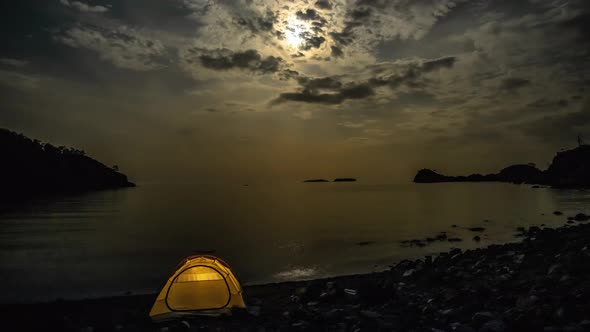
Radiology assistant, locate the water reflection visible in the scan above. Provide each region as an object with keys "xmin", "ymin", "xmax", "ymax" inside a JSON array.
[
  {"xmin": 0, "ymin": 183, "xmax": 588, "ymax": 302},
  {"xmin": 274, "ymin": 266, "xmax": 319, "ymax": 280}
]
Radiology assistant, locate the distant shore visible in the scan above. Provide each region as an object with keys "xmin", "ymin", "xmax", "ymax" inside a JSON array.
[
  {"xmin": 414, "ymin": 144, "xmax": 590, "ymax": 188},
  {"xmin": 304, "ymin": 178, "xmax": 358, "ymax": 182},
  {"xmin": 3, "ymin": 219, "xmax": 590, "ymax": 331}
]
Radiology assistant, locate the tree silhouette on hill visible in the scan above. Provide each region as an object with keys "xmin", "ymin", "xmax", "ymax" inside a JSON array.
[{"xmin": 1, "ymin": 128, "xmax": 135, "ymax": 201}]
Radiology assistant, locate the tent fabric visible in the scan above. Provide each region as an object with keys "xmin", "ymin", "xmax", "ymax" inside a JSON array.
[{"xmin": 149, "ymin": 255, "xmax": 247, "ymax": 321}]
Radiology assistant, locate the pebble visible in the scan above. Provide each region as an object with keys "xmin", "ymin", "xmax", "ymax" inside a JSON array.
[
  {"xmin": 479, "ymin": 320, "xmax": 506, "ymax": 332},
  {"xmin": 472, "ymin": 311, "xmax": 495, "ymax": 326}
]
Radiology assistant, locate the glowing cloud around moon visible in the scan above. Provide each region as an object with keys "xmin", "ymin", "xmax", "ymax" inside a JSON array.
[{"xmin": 284, "ymin": 19, "xmax": 307, "ymax": 49}]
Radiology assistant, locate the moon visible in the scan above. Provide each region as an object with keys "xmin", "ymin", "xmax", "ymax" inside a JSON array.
[{"xmin": 284, "ymin": 19, "xmax": 307, "ymax": 49}]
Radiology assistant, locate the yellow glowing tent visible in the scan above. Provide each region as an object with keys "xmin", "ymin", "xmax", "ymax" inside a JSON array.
[{"xmin": 149, "ymin": 255, "xmax": 247, "ymax": 321}]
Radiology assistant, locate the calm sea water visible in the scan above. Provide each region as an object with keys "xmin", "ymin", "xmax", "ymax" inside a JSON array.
[{"xmin": 1, "ymin": 182, "xmax": 589, "ymax": 303}]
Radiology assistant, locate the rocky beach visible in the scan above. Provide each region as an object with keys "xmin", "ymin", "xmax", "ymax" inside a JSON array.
[{"xmin": 3, "ymin": 218, "xmax": 590, "ymax": 332}]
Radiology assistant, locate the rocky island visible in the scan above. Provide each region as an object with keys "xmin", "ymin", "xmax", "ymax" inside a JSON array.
[
  {"xmin": 334, "ymin": 178, "xmax": 357, "ymax": 182},
  {"xmin": 415, "ymin": 145, "xmax": 590, "ymax": 187},
  {"xmin": 304, "ymin": 178, "xmax": 358, "ymax": 183},
  {"xmin": 303, "ymin": 179, "xmax": 330, "ymax": 183},
  {"xmin": 1, "ymin": 128, "xmax": 135, "ymax": 205}
]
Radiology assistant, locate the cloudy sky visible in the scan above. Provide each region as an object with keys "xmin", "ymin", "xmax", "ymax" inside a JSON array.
[{"xmin": 1, "ymin": 0, "xmax": 589, "ymax": 182}]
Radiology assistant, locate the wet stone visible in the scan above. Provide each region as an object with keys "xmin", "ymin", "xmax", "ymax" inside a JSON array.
[
  {"xmin": 472, "ymin": 312, "xmax": 495, "ymax": 327},
  {"xmin": 479, "ymin": 319, "xmax": 506, "ymax": 332}
]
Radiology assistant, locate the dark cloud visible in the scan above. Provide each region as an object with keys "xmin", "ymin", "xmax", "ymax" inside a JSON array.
[
  {"xmin": 234, "ymin": 9, "xmax": 276, "ymax": 34},
  {"xmin": 279, "ymin": 9, "xmax": 328, "ymax": 52},
  {"xmin": 315, "ymin": 1, "xmax": 332, "ymax": 10},
  {"xmin": 327, "ymin": 0, "xmax": 476, "ymax": 56},
  {"xmin": 350, "ymin": 7, "xmax": 372, "ymax": 20},
  {"xmin": 298, "ymin": 77, "xmax": 342, "ymax": 92},
  {"xmin": 558, "ymin": 99, "xmax": 569, "ymax": 107},
  {"xmin": 368, "ymin": 56, "xmax": 458, "ymax": 89},
  {"xmin": 311, "ymin": 54, "xmax": 331, "ymax": 61},
  {"xmin": 392, "ymin": 90, "xmax": 438, "ymax": 107},
  {"xmin": 339, "ymin": 84, "xmax": 374, "ymax": 99},
  {"xmin": 108, "ymin": 0, "xmax": 200, "ymax": 36},
  {"xmin": 422, "ymin": 56, "xmax": 457, "ymax": 71},
  {"xmin": 276, "ymin": 56, "xmax": 457, "ymax": 105},
  {"xmin": 193, "ymin": 49, "xmax": 284, "ymax": 74},
  {"xmin": 326, "ymin": 2, "xmax": 375, "ymax": 51},
  {"xmin": 519, "ymin": 105, "xmax": 590, "ymax": 141},
  {"xmin": 276, "ymin": 91, "xmax": 341, "ymax": 104},
  {"xmin": 329, "ymin": 29, "xmax": 355, "ymax": 47},
  {"xmin": 527, "ymin": 98, "xmax": 569, "ymax": 108},
  {"xmin": 296, "ymin": 9, "xmax": 322, "ymax": 21},
  {"xmin": 325, "ymin": 3, "xmax": 379, "ymax": 47},
  {"xmin": 54, "ymin": 24, "xmax": 171, "ymax": 72},
  {"xmin": 560, "ymin": 13, "xmax": 590, "ymax": 39},
  {"xmin": 331, "ymin": 46, "xmax": 344, "ymax": 58},
  {"xmin": 276, "ymin": 83, "xmax": 374, "ymax": 105},
  {"xmin": 311, "ymin": 20, "xmax": 326, "ymax": 28},
  {"xmin": 60, "ymin": 0, "xmax": 109, "ymax": 13},
  {"xmin": 279, "ymin": 69, "xmax": 300, "ymax": 81},
  {"xmin": 275, "ymin": 75, "xmax": 374, "ymax": 105},
  {"xmin": 301, "ymin": 35, "xmax": 326, "ymax": 50},
  {"xmin": 310, "ymin": 20, "xmax": 327, "ymax": 34},
  {"xmin": 500, "ymin": 78, "xmax": 531, "ymax": 91}
]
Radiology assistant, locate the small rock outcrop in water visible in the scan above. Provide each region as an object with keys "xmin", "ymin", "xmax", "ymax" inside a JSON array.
[
  {"xmin": 0, "ymin": 128, "xmax": 135, "ymax": 201},
  {"xmin": 304, "ymin": 179, "xmax": 329, "ymax": 183},
  {"xmin": 414, "ymin": 145, "xmax": 590, "ymax": 187},
  {"xmin": 304, "ymin": 178, "xmax": 358, "ymax": 182},
  {"xmin": 334, "ymin": 178, "xmax": 357, "ymax": 182}
]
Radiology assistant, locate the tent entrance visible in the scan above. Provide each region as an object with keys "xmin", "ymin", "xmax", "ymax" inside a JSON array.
[
  {"xmin": 166, "ymin": 265, "xmax": 231, "ymax": 311},
  {"xmin": 150, "ymin": 255, "xmax": 247, "ymax": 321}
]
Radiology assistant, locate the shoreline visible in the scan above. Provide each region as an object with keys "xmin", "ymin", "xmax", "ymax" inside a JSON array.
[{"xmin": 3, "ymin": 222, "xmax": 590, "ymax": 331}]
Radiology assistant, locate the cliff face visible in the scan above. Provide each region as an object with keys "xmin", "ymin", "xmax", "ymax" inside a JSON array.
[
  {"xmin": 414, "ymin": 145, "xmax": 590, "ymax": 187},
  {"xmin": 1, "ymin": 128, "xmax": 135, "ymax": 198},
  {"xmin": 545, "ymin": 145, "xmax": 590, "ymax": 187}
]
